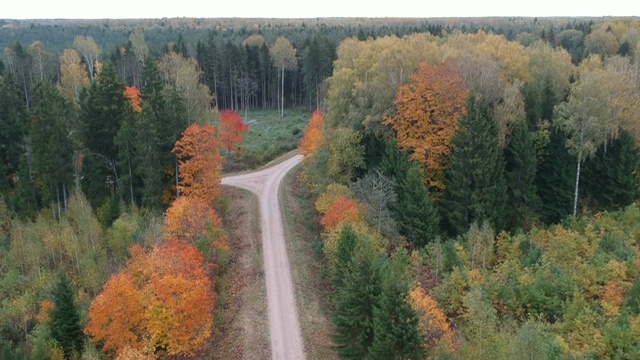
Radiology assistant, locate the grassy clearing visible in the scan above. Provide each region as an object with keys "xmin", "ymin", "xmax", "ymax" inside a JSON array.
[
  {"xmin": 208, "ymin": 186, "xmax": 270, "ymax": 360},
  {"xmin": 224, "ymin": 108, "xmax": 311, "ymax": 172},
  {"xmin": 281, "ymin": 165, "xmax": 339, "ymax": 360}
]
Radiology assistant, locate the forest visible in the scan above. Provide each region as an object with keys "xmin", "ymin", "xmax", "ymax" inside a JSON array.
[{"xmin": 1, "ymin": 15, "xmax": 640, "ymax": 359}]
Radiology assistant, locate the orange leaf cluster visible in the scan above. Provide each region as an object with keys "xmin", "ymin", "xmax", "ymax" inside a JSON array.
[
  {"xmin": 85, "ymin": 240, "xmax": 213, "ymax": 357},
  {"xmin": 320, "ymin": 196, "xmax": 361, "ymax": 230},
  {"xmin": 601, "ymin": 282, "xmax": 624, "ymax": 318},
  {"xmin": 299, "ymin": 110, "xmax": 325, "ymax": 158},
  {"xmin": 218, "ymin": 110, "xmax": 249, "ymax": 156},
  {"xmin": 123, "ymin": 86, "xmax": 142, "ymax": 113},
  {"xmin": 36, "ymin": 299, "xmax": 54, "ymax": 324},
  {"xmin": 409, "ymin": 286, "xmax": 455, "ymax": 351},
  {"xmin": 384, "ymin": 63, "xmax": 469, "ymax": 190},
  {"xmin": 172, "ymin": 123, "xmax": 223, "ymax": 204},
  {"xmin": 164, "ymin": 196, "xmax": 222, "ymax": 244}
]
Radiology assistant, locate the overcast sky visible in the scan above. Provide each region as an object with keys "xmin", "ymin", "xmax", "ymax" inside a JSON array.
[{"xmin": 2, "ymin": 0, "xmax": 639, "ymax": 19}]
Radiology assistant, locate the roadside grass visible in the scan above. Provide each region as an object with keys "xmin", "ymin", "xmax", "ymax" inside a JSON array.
[
  {"xmin": 223, "ymin": 108, "xmax": 311, "ymax": 172},
  {"xmin": 208, "ymin": 186, "xmax": 270, "ymax": 360},
  {"xmin": 280, "ymin": 165, "xmax": 339, "ymax": 360}
]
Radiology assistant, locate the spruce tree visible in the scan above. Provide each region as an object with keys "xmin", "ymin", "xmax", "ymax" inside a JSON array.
[
  {"xmin": 381, "ymin": 141, "xmax": 439, "ymax": 247},
  {"xmin": 370, "ymin": 250, "xmax": 424, "ymax": 359},
  {"xmin": 442, "ymin": 96, "xmax": 507, "ymax": 236},
  {"xmin": 80, "ymin": 63, "xmax": 128, "ymax": 208},
  {"xmin": 332, "ymin": 238, "xmax": 383, "ymax": 359},
  {"xmin": 505, "ymin": 121, "xmax": 540, "ymax": 230},
  {"xmin": 582, "ymin": 130, "xmax": 639, "ymax": 211},
  {"xmin": 333, "ymin": 224, "xmax": 359, "ymax": 288},
  {"xmin": 398, "ymin": 163, "xmax": 440, "ymax": 247},
  {"xmin": 30, "ymin": 82, "xmax": 75, "ymax": 216},
  {"xmin": 0, "ymin": 74, "xmax": 28, "ymax": 196},
  {"xmin": 51, "ymin": 274, "xmax": 84, "ymax": 359},
  {"xmin": 536, "ymin": 128, "xmax": 574, "ymax": 224}
]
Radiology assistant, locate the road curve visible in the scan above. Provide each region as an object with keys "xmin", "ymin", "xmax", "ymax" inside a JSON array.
[{"xmin": 221, "ymin": 154, "xmax": 305, "ymax": 360}]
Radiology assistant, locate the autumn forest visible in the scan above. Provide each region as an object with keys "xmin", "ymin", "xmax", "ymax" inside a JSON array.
[{"xmin": 2, "ymin": 16, "xmax": 640, "ymax": 360}]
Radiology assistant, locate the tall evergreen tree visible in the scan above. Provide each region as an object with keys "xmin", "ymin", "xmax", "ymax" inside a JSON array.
[
  {"xmin": 135, "ymin": 58, "xmax": 186, "ymax": 208},
  {"xmin": 505, "ymin": 121, "xmax": 540, "ymax": 230},
  {"xmin": 536, "ymin": 128, "xmax": 574, "ymax": 223},
  {"xmin": 332, "ymin": 238, "xmax": 383, "ymax": 359},
  {"xmin": 80, "ymin": 63, "xmax": 128, "ymax": 207},
  {"xmin": 51, "ymin": 274, "xmax": 84, "ymax": 359},
  {"xmin": 370, "ymin": 249, "xmax": 424, "ymax": 359},
  {"xmin": 0, "ymin": 74, "xmax": 28, "ymax": 195},
  {"xmin": 582, "ymin": 131, "xmax": 640, "ymax": 211},
  {"xmin": 381, "ymin": 141, "xmax": 440, "ymax": 247},
  {"xmin": 333, "ymin": 224, "xmax": 359, "ymax": 288},
  {"xmin": 30, "ymin": 82, "xmax": 75, "ymax": 218},
  {"xmin": 442, "ymin": 96, "xmax": 507, "ymax": 235}
]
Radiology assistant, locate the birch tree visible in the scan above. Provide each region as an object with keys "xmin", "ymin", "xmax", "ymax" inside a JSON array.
[
  {"xmin": 73, "ymin": 36, "xmax": 102, "ymax": 83},
  {"xmin": 269, "ymin": 37, "xmax": 297, "ymax": 117}
]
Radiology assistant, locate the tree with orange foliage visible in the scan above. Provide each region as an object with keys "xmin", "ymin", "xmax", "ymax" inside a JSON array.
[
  {"xmin": 84, "ymin": 272, "xmax": 147, "ymax": 353},
  {"xmin": 299, "ymin": 110, "xmax": 325, "ymax": 158},
  {"xmin": 218, "ymin": 110, "xmax": 249, "ymax": 156},
  {"xmin": 320, "ymin": 196, "xmax": 361, "ymax": 230},
  {"xmin": 85, "ymin": 240, "xmax": 213, "ymax": 357},
  {"xmin": 123, "ymin": 86, "xmax": 142, "ymax": 113},
  {"xmin": 172, "ymin": 123, "xmax": 223, "ymax": 204},
  {"xmin": 163, "ymin": 196, "xmax": 223, "ymax": 244},
  {"xmin": 384, "ymin": 63, "xmax": 469, "ymax": 190},
  {"xmin": 409, "ymin": 286, "xmax": 455, "ymax": 351}
]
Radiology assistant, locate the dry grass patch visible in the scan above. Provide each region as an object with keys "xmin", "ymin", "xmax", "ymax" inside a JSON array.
[{"xmin": 208, "ymin": 186, "xmax": 270, "ymax": 360}]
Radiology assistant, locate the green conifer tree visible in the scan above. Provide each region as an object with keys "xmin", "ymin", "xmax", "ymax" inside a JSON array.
[
  {"xmin": 332, "ymin": 238, "xmax": 383, "ymax": 359},
  {"xmin": 536, "ymin": 128, "xmax": 574, "ymax": 224},
  {"xmin": 370, "ymin": 249, "xmax": 424, "ymax": 359},
  {"xmin": 333, "ymin": 224, "xmax": 359, "ymax": 288},
  {"xmin": 442, "ymin": 96, "xmax": 507, "ymax": 235},
  {"xmin": 582, "ymin": 131, "xmax": 639, "ymax": 211},
  {"xmin": 51, "ymin": 274, "xmax": 83, "ymax": 359},
  {"xmin": 381, "ymin": 141, "xmax": 440, "ymax": 247},
  {"xmin": 505, "ymin": 121, "xmax": 540, "ymax": 230}
]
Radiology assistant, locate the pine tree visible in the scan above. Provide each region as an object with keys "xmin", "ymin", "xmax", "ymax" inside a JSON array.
[
  {"xmin": 370, "ymin": 250, "xmax": 424, "ymax": 359},
  {"xmin": 332, "ymin": 238, "xmax": 383, "ymax": 359},
  {"xmin": 505, "ymin": 121, "xmax": 540, "ymax": 230},
  {"xmin": 582, "ymin": 131, "xmax": 639, "ymax": 211},
  {"xmin": 51, "ymin": 274, "xmax": 84, "ymax": 359},
  {"xmin": 442, "ymin": 96, "xmax": 507, "ymax": 236}
]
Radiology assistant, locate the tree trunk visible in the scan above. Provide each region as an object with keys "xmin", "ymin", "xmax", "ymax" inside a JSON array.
[
  {"xmin": 281, "ymin": 65, "xmax": 285, "ymax": 117},
  {"xmin": 175, "ymin": 156, "xmax": 180, "ymax": 198},
  {"xmin": 63, "ymin": 182, "xmax": 68, "ymax": 217},
  {"xmin": 573, "ymin": 155, "xmax": 581, "ymax": 217},
  {"xmin": 56, "ymin": 184, "xmax": 62, "ymax": 223}
]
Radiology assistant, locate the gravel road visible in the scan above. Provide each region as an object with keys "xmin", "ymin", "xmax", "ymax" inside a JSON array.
[{"xmin": 221, "ymin": 155, "xmax": 305, "ymax": 360}]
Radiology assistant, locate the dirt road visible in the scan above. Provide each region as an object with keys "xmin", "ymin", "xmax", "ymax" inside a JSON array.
[{"xmin": 221, "ymin": 154, "xmax": 306, "ymax": 360}]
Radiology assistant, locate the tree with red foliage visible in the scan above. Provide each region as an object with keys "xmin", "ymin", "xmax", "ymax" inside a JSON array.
[{"xmin": 218, "ymin": 110, "xmax": 249, "ymax": 157}]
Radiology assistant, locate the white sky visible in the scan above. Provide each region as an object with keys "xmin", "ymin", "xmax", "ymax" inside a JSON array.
[{"xmin": 2, "ymin": 0, "xmax": 639, "ymax": 19}]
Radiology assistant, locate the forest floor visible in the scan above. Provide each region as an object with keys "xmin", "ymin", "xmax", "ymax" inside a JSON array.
[
  {"xmin": 209, "ymin": 186, "xmax": 270, "ymax": 360},
  {"xmin": 281, "ymin": 165, "xmax": 339, "ymax": 360}
]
